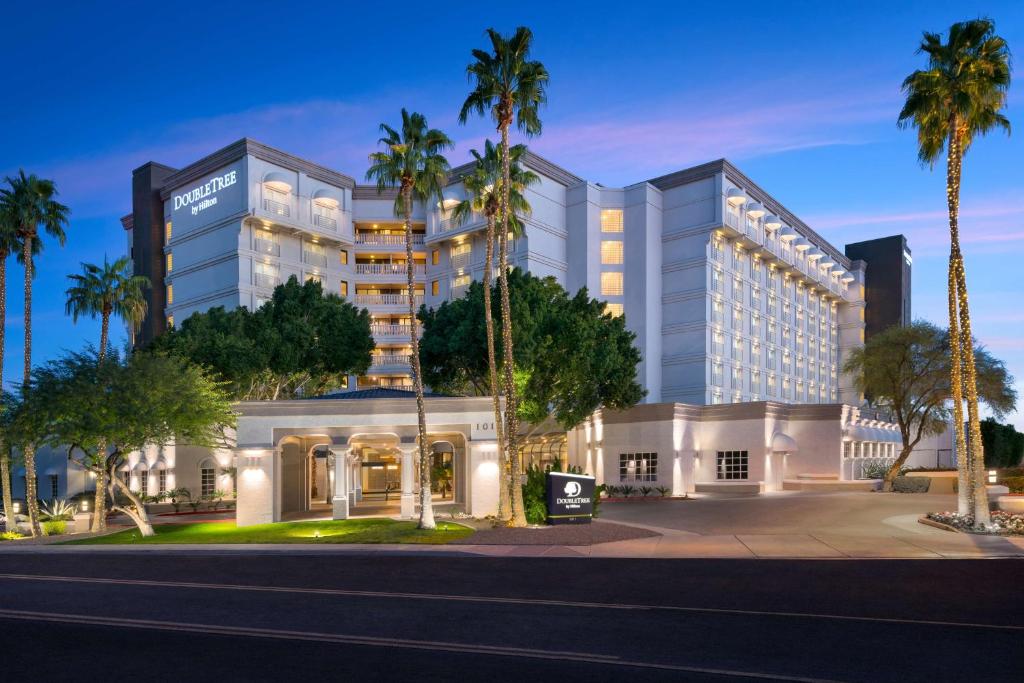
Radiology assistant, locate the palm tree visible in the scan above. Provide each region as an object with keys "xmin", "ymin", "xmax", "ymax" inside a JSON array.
[
  {"xmin": 898, "ymin": 18, "xmax": 1011, "ymax": 526},
  {"xmin": 460, "ymin": 26, "xmax": 548, "ymax": 527},
  {"xmin": 0, "ymin": 171, "xmax": 69, "ymax": 537},
  {"xmin": 367, "ymin": 109, "xmax": 452, "ymax": 530},
  {"xmin": 451, "ymin": 141, "xmax": 539, "ymax": 523},
  {"xmin": 66, "ymin": 254, "xmax": 150, "ymax": 531}
]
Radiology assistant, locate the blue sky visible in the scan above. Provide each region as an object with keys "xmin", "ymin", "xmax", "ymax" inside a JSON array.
[{"xmin": 1, "ymin": 1, "xmax": 1022, "ymax": 426}]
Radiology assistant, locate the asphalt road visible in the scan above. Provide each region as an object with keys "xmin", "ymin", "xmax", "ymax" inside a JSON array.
[{"xmin": 0, "ymin": 553, "xmax": 1021, "ymax": 682}]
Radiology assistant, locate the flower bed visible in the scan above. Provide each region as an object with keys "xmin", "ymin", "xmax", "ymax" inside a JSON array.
[{"xmin": 926, "ymin": 510, "xmax": 1024, "ymax": 535}]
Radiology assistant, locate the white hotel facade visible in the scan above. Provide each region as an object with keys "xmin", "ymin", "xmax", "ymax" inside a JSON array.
[{"xmin": 52, "ymin": 136, "xmax": 915, "ymax": 523}]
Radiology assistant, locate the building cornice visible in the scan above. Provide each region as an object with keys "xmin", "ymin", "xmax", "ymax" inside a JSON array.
[{"xmin": 446, "ymin": 150, "xmax": 584, "ymax": 188}]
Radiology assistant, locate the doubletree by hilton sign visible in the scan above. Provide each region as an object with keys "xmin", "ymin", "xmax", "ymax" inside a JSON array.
[
  {"xmin": 172, "ymin": 170, "xmax": 238, "ymax": 216},
  {"xmin": 546, "ymin": 471, "xmax": 596, "ymax": 525}
]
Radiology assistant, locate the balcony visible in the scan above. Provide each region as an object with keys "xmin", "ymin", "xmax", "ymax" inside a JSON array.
[
  {"xmin": 254, "ymin": 238, "xmax": 280, "ymax": 257},
  {"xmin": 371, "ymin": 353, "xmax": 412, "ymax": 368},
  {"xmin": 450, "ymin": 250, "xmax": 472, "ymax": 269},
  {"xmin": 254, "ymin": 272, "xmax": 280, "ymax": 289},
  {"xmin": 355, "ymin": 263, "xmax": 426, "ymax": 276},
  {"xmin": 314, "ymin": 213, "xmax": 338, "ymax": 231},
  {"xmin": 370, "ymin": 323, "xmax": 415, "ymax": 337},
  {"xmin": 264, "ymin": 198, "xmax": 290, "ymax": 217},
  {"xmin": 440, "ymin": 211, "xmax": 484, "ymax": 233},
  {"xmin": 356, "ymin": 233, "xmax": 424, "ymax": 246},
  {"xmin": 355, "ymin": 294, "xmax": 424, "ymax": 307}
]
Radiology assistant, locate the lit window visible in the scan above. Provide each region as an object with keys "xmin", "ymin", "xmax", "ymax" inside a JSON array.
[
  {"xmin": 201, "ymin": 467, "xmax": 216, "ymax": 498},
  {"xmin": 712, "ymin": 361, "xmax": 724, "ymax": 386},
  {"xmin": 600, "ymin": 209, "xmax": 623, "ymax": 233},
  {"xmin": 254, "ymin": 229, "xmax": 280, "ymax": 256},
  {"xmin": 166, "ymin": 315, "xmax": 174, "ymax": 328},
  {"xmin": 600, "ymin": 272, "xmax": 623, "ymax": 296},
  {"xmin": 432, "ymin": 249, "xmax": 440, "ymax": 265},
  {"xmin": 166, "ymin": 284, "xmax": 173, "ymax": 305},
  {"xmin": 601, "ymin": 241, "xmax": 624, "ymax": 264},
  {"xmin": 166, "ymin": 252, "xmax": 173, "ymax": 272},
  {"xmin": 340, "ymin": 281, "xmax": 348, "ymax": 297},
  {"xmin": 452, "ymin": 274, "xmax": 471, "ymax": 288},
  {"xmin": 606, "ymin": 303, "xmax": 624, "ymax": 317},
  {"xmin": 165, "ymin": 221, "xmax": 172, "ymax": 244},
  {"xmin": 340, "ymin": 250, "xmax": 348, "ymax": 265},
  {"xmin": 451, "ymin": 242, "xmax": 472, "ymax": 268},
  {"xmin": 619, "ymin": 452, "xmax": 657, "ymax": 483},
  {"xmin": 431, "ymin": 280, "xmax": 439, "ymax": 296}
]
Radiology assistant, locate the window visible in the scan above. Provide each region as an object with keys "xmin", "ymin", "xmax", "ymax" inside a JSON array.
[
  {"xmin": 713, "ymin": 330, "xmax": 725, "ymax": 356},
  {"xmin": 313, "ymin": 200, "xmax": 338, "ymax": 229},
  {"xmin": 712, "ymin": 237, "xmax": 724, "ymax": 262},
  {"xmin": 431, "ymin": 249, "xmax": 439, "ymax": 265},
  {"xmin": 766, "ymin": 347, "xmax": 776, "ymax": 370},
  {"xmin": 601, "ymin": 240, "xmax": 624, "ymax": 265},
  {"xmin": 166, "ymin": 315, "xmax": 174, "ymax": 328},
  {"xmin": 166, "ymin": 252, "xmax": 173, "ymax": 272},
  {"xmin": 712, "ymin": 268, "xmax": 724, "ymax": 294},
  {"xmin": 606, "ymin": 303, "xmax": 624, "ymax": 317},
  {"xmin": 254, "ymin": 261, "xmax": 280, "ymax": 288},
  {"xmin": 254, "ymin": 228, "xmax": 280, "ymax": 256},
  {"xmin": 158, "ymin": 470, "xmax": 167, "ymax": 495},
  {"xmin": 600, "ymin": 209, "xmax": 623, "ymax": 233},
  {"xmin": 619, "ymin": 452, "xmax": 657, "ymax": 482},
  {"xmin": 139, "ymin": 471, "xmax": 148, "ymax": 497},
  {"xmin": 451, "ymin": 242, "xmax": 472, "ymax": 268},
  {"xmin": 452, "ymin": 274, "xmax": 471, "ymax": 289},
  {"xmin": 303, "ymin": 241, "xmax": 328, "ymax": 266},
  {"xmin": 732, "ymin": 306, "xmax": 742, "ymax": 330},
  {"xmin": 306, "ymin": 272, "xmax": 323, "ymax": 285},
  {"xmin": 339, "ymin": 250, "xmax": 348, "ymax": 265},
  {"xmin": 712, "ymin": 391, "xmax": 724, "ymax": 405},
  {"xmin": 600, "ymin": 272, "xmax": 623, "ymax": 296},
  {"xmin": 731, "ymin": 365, "xmax": 742, "ymax": 388},
  {"xmin": 732, "ymin": 335, "xmax": 743, "ymax": 360},
  {"xmin": 340, "ymin": 281, "xmax": 349, "ymax": 297},
  {"xmin": 201, "ymin": 466, "xmax": 216, "ymax": 498},
  {"xmin": 264, "ymin": 183, "xmax": 291, "ymax": 216},
  {"xmin": 751, "ymin": 369, "xmax": 761, "ymax": 394},
  {"xmin": 122, "ymin": 470, "xmax": 131, "ymax": 490},
  {"xmin": 712, "ymin": 300, "xmax": 724, "ymax": 324},
  {"xmin": 752, "ymin": 257, "xmax": 762, "ymax": 278},
  {"xmin": 750, "ymin": 313, "xmax": 761, "ymax": 335},
  {"xmin": 166, "ymin": 284, "xmax": 173, "ymax": 305},
  {"xmin": 768, "ymin": 374, "xmax": 777, "ymax": 395},
  {"xmin": 717, "ymin": 450, "xmax": 749, "ymax": 480},
  {"xmin": 712, "ymin": 361, "xmax": 724, "ymax": 386},
  {"xmin": 733, "ymin": 246, "xmax": 744, "ymax": 268},
  {"xmin": 48, "ymin": 475, "xmax": 58, "ymax": 500},
  {"xmin": 164, "ymin": 221, "xmax": 172, "ymax": 245},
  {"xmin": 431, "ymin": 280, "xmax": 439, "ymax": 296}
]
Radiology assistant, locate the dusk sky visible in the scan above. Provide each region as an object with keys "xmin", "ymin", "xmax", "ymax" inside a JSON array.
[{"xmin": 1, "ymin": 1, "xmax": 1021, "ymax": 427}]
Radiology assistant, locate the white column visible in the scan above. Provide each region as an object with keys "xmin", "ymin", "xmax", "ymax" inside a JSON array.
[
  {"xmin": 352, "ymin": 458, "xmax": 362, "ymax": 502},
  {"xmin": 400, "ymin": 445, "xmax": 416, "ymax": 520},
  {"xmin": 332, "ymin": 448, "xmax": 349, "ymax": 520}
]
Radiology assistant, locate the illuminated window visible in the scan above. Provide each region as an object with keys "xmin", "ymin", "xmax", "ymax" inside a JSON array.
[
  {"xmin": 166, "ymin": 284, "xmax": 173, "ymax": 305},
  {"xmin": 164, "ymin": 221, "xmax": 172, "ymax": 244},
  {"xmin": 600, "ymin": 272, "xmax": 623, "ymax": 296},
  {"xmin": 339, "ymin": 250, "xmax": 348, "ymax": 265},
  {"xmin": 601, "ymin": 241, "xmax": 623, "ymax": 264},
  {"xmin": 600, "ymin": 209, "xmax": 623, "ymax": 233},
  {"xmin": 306, "ymin": 272, "xmax": 323, "ymax": 285},
  {"xmin": 166, "ymin": 315, "xmax": 174, "ymax": 328},
  {"xmin": 451, "ymin": 242, "xmax": 472, "ymax": 268},
  {"xmin": 166, "ymin": 252, "xmax": 173, "ymax": 272},
  {"xmin": 606, "ymin": 303, "xmax": 624, "ymax": 317},
  {"xmin": 254, "ymin": 229, "xmax": 280, "ymax": 256},
  {"xmin": 200, "ymin": 466, "xmax": 216, "ymax": 498},
  {"xmin": 619, "ymin": 452, "xmax": 657, "ymax": 483},
  {"xmin": 431, "ymin": 249, "xmax": 439, "ymax": 266},
  {"xmin": 340, "ymin": 281, "xmax": 348, "ymax": 297},
  {"xmin": 431, "ymin": 280, "xmax": 439, "ymax": 296},
  {"xmin": 712, "ymin": 361, "xmax": 723, "ymax": 386}
]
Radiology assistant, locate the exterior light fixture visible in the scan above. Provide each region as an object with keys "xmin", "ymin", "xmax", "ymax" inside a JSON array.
[
  {"xmin": 763, "ymin": 215, "xmax": 782, "ymax": 230},
  {"xmin": 13, "ymin": 501, "xmax": 20, "ymax": 514},
  {"xmin": 745, "ymin": 202, "xmax": 766, "ymax": 218},
  {"xmin": 988, "ymin": 470, "xmax": 998, "ymax": 484},
  {"xmin": 726, "ymin": 188, "xmax": 746, "ymax": 206},
  {"xmin": 81, "ymin": 499, "xmax": 89, "ymax": 513}
]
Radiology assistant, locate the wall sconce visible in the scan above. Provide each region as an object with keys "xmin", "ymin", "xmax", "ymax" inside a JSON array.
[
  {"xmin": 81, "ymin": 499, "xmax": 90, "ymax": 513},
  {"xmin": 12, "ymin": 501, "xmax": 21, "ymax": 514},
  {"xmin": 988, "ymin": 470, "xmax": 998, "ymax": 484}
]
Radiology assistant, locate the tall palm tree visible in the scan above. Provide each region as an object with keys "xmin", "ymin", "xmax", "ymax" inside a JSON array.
[
  {"xmin": 0, "ymin": 171, "xmax": 68, "ymax": 537},
  {"xmin": 898, "ymin": 18, "xmax": 1011, "ymax": 526},
  {"xmin": 367, "ymin": 109, "xmax": 452, "ymax": 530},
  {"xmin": 460, "ymin": 26, "xmax": 548, "ymax": 527},
  {"xmin": 66, "ymin": 254, "xmax": 150, "ymax": 532},
  {"xmin": 451, "ymin": 141, "xmax": 539, "ymax": 524}
]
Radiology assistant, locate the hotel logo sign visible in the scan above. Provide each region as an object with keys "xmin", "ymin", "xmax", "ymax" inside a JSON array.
[
  {"xmin": 546, "ymin": 471, "xmax": 595, "ymax": 525},
  {"xmin": 173, "ymin": 170, "xmax": 238, "ymax": 216}
]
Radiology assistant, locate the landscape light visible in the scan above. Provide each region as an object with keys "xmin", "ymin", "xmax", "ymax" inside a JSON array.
[
  {"xmin": 13, "ymin": 502, "xmax": 20, "ymax": 514},
  {"xmin": 81, "ymin": 500, "xmax": 89, "ymax": 513},
  {"xmin": 988, "ymin": 470, "xmax": 997, "ymax": 484}
]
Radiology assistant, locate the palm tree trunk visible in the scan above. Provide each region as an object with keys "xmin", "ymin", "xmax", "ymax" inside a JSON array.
[
  {"xmin": 482, "ymin": 214, "xmax": 510, "ymax": 523},
  {"xmin": 949, "ymin": 261, "xmax": 971, "ymax": 516},
  {"xmin": 946, "ymin": 130, "xmax": 989, "ymax": 525},
  {"xmin": 91, "ymin": 311, "xmax": 112, "ymax": 533},
  {"xmin": 404, "ymin": 187, "xmax": 434, "ymax": 530},
  {"xmin": 498, "ymin": 124, "xmax": 527, "ymax": 528},
  {"xmin": 0, "ymin": 252, "xmax": 13, "ymax": 532},
  {"xmin": 21, "ymin": 236, "xmax": 41, "ymax": 537}
]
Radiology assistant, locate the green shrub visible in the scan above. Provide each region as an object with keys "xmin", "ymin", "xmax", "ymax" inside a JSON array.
[
  {"xmin": 1, "ymin": 531, "xmax": 23, "ymax": 541},
  {"xmin": 40, "ymin": 499, "xmax": 76, "ymax": 521},
  {"xmin": 861, "ymin": 462, "xmax": 891, "ymax": 479},
  {"xmin": 1002, "ymin": 476, "xmax": 1024, "ymax": 494},
  {"xmin": 892, "ymin": 476, "xmax": 931, "ymax": 493},
  {"xmin": 522, "ymin": 463, "xmax": 548, "ymax": 525},
  {"xmin": 42, "ymin": 520, "xmax": 67, "ymax": 536},
  {"xmin": 639, "ymin": 486, "xmax": 653, "ymax": 497},
  {"xmin": 620, "ymin": 485, "xmax": 635, "ymax": 497},
  {"xmin": 656, "ymin": 486, "xmax": 670, "ymax": 497},
  {"xmin": 604, "ymin": 485, "xmax": 620, "ymax": 497}
]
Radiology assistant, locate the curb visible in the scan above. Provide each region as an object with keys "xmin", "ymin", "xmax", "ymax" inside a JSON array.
[{"xmin": 917, "ymin": 516, "xmax": 961, "ymax": 533}]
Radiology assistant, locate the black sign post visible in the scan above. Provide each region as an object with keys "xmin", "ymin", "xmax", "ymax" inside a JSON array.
[{"xmin": 546, "ymin": 471, "xmax": 596, "ymax": 525}]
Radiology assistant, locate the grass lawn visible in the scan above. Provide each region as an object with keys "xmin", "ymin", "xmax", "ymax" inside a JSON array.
[{"xmin": 64, "ymin": 518, "xmax": 474, "ymax": 545}]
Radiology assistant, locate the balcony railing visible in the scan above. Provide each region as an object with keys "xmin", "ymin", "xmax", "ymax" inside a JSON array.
[
  {"xmin": 254, "ymin": 272, "xmax": 280, "ymax": 289},
  {"xmin": 371, "ymin": 354, "xmax": 412, "ymax": 367},
  {"xmin": 371, "ymin": 323, "xmax": 415, "ymax": 337},
  {"xmin": 254, "ymin": 239, "xmax": 280, "ymax": 257},
  {"xmin": 450, "ymin": 251, "xmax": 472, "ymax": 269},
  {"xmin": 355, "ymin": 294, "xmax": 424, "ymax": 306},
  {"xmin": 355, "ymin": 263, "xmax": 426, "ymax": 275},
  {"xmin": 356, "ymin": 233, "xmax": 424, "ymax": 246},
  {"xmin": 303, "ymin": 251, "xmax": 329, "ymax": 268},
  {"xmin": 314, "ymin": 213, "xmax": 338, "ymax": 231},
  {"xmin": 264, "ymin": 198, "xmax": 290, "ymax": 217},
  {"xmin": 440, "ymin": 211, "xmax": 484, "ymax": 233}
]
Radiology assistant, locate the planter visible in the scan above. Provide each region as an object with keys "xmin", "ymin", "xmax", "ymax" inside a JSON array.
[
  {"xmin": 918, "ymin": 516, "xmax": 960, "ymax": 533},
  {"xmin": 997, "ymin": 495, "xmax": 1024, "ymax": 514}
]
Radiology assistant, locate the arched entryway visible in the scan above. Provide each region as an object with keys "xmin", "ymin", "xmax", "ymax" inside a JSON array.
[{"xmin": 279, "ymin": 435, "xmax": 332, "ymax": 518}]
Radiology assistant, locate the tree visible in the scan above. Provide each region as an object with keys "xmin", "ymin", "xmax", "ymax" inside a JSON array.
[
  {"xmin": 898, "ymin": 18, "xmax": 1012, "ymax": 523},
  {"xmin": 420, "ymin": 269, "xmax": 645, "ymax": 431},
  {"xmin": 152, "ymin": 276, "xmax": 374, "ymax": 400},
  {"xmin": 979, "ymin": 419, "xmax": 1024, "ymax": 469},
  {"xmin": 843, "ymin": 322, "xmax": 1016, "ymax": 491},
  {"xmin": 366, "ymin": 109, "xmax": 452, "ymax": 530},
  {"xmin": 65, "ymin": 254, "xmax": 150, "ymax": 531},
  {"xmin": 449, "ymin": 140, "xmax": 539, "ymax": 523},
  {"xmin": 20, "ymin": 348, "xmax": 235, "ymax": 536},
  {"xmin": 460, "ymin": 26, "xmax": 549, "ymax": 527},
  {"xmin": 0, "ymin": 171, "xmax": 69, "ymax": 536}
]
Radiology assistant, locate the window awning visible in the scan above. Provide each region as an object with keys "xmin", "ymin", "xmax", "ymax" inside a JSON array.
[{"xmin": 770, "ymin": 432, "xmax": 798, "ymax": 453}]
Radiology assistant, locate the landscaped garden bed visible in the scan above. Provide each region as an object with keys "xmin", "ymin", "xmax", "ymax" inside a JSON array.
[
  {"xmin": 63, "ymin": 519, "xmax": 474, "ymax": 545},
  {"xmin": 925, "ymin": 510, "xmax": 1024, "ymax": 535}
]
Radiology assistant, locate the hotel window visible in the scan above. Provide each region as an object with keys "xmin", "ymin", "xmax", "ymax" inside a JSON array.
[
  {"xmin": 254, "ymin": 228, "xmax": 280, "ymax": 256},
  {"xmin": 733, "ymin": 277, "xmax": 743, "ymax": 299},
  {"xmin": 139, "ymin": 471, "xmax": 148, "ymax": 498},
  {"xmin": 164, "ymin": 221, "xmax": 172, "ymax": 245},
  {"xmin": 733, "ymin": 246, "xmax": 744, "ymax": 268},
  {"xmin": 782, "ymin": 301, "xmax": 792, "ymax": 323},
  {"xmin": 601, "ymin": 240, "xmax": 624, "ymax": 265},
  {"xmin": 254, "ymin": 261, "xmax": 280, "ymax": 288},
  {"xmin": 830, "ymin": 388, "xmax": 837, "ymax": 401},
  {"xmin": 711, "ymin": 237, "xmax": 724, "ymax": 262},
  {"xmin": 751, "ymin": 370, "xmax": 761, "ymax": 394},
  {"xmin": 431, "ymin": 280, "xmax": 439, "ymax": 296},
  {"xmin": 768, "ymin": 293, "xmax": 777, "ymax": 317},
  {"xmin": 601, "ymin": 272, "xmax": 623, "ymax": 296},
  {"xmin": 200, "ymin": 466, "xmax": 216, "ymax": 498},
  {"xmin": 732, "ymin": 334, "xmax": 743, "ymax": 360},
  {"xmin": 712, "ymin": 300, "xmax": 724, "ymax": 325},
  {"xmin": 751, "ymin": 341, "xmax": 761, "ymax": 365},
  {"xmin": 306, "ymin": 272, "xmax": 323, "ymax": 285},
  {"xmin": 712, "ymin": 361, "xmax": 724, "ymax": 386},
  {"xmin": 783, "ymin": 351, "xmax": 792, "ymax": 373},
  {"xmin": 600, "ymin": 209, "xmax": 623, "ymax": 233},
  {"xmin": 766, "ymin": 347, "xmax": 776, "ymax": 370},
  {"xmin": 263, "ymin": 183, "xmax": 291, "ymax": 217},
  {"xmin": 303, "ymin": 241, "xmax": 328, "ymax": 267},
  {"xmin": 767, "ymin": 374, "xmax": 776, "ymax": 395},
  {"xmin": 254, "ymin": 296, "xmax": 269, "ymax": 310},
  {"xmin": 782, "ymin": 326, "xmax": 791, "ymax": 346},
  {"xmin": 158, "ymin": 470, "xmax": 167, "ymax": 495},
  {"xmin": 48, "ymin": 474, "xmax": 59, "ymax": 500},
  {"xmin": 732, "ymin": 306, "xmax": 742, "ymax": 330},
  {"xmin": 711, "ymin": 268, "xmax": 723, "ymax": 294},
  {"xmin": 712, "ymin": 391, "xmax": 724, "ymax": 405},
  {"xmin": 166, "ymin": 284, "xmax": 173, "ymax": 305},
  {"xmin": 431, "ymin": 249, "xmax": 440, "ymax": 265},
  {"xmin": 340, "ymin": 281, "xmax": 349, "ymax": 297},
  {"xmin": 713, "ymin": 330, "xmax": 725, "ymax": 356},
  {"xmin": 732, "ymin": 392, "xmax": 742, "ymax": 404},
  {"xmin": 783, "ymin": 377, "xmax": 792, "ymax": 399},
  {"xmin": 452, "ymin": 274, "xmax": 471, "ymax": 297},
  {"xmin": 751, "ymin": 257, "xmax": 762, "ymax": 278},
  {"xmin": 731, "ymin": 365, "xmax": 742, "ymax": 388},
  {"xmin": 751, "ymin": 287, "xmax": 761, "ymax": 311},
  {"xmin": 619, "ymin": 452, "xmax": 657, "ymax": 483},
  {"xmin": 451, "ymin": 242, "xmax": 472, "ymax": 268},
  {"xmin": 767, "ymin": 320, "xmax": 777, "ymax": 342},
  {"xmin": 606, "ymin": 302, "xmax": 624, "ymax": 317},
  {"xmin": 717, "ymin": 450, "xmax": 749, "ymax": 480},
  {"xmin": 313, "ymin": 199, "xmax": 338, "ymax": 230},
  {"xmin": 122, "ymin": 470, "xmax": 131, "ymax": 490},
  {"xmin": 166, "ymin": 252, "xmax": 173, "ymax": 273},
  {"xmin": 750, "ymin": 313, "xmax": 761, "ymax": 335},
  {"xmin": 340, "ymin": 250, "xmax": 348, "ymax": 265}
]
